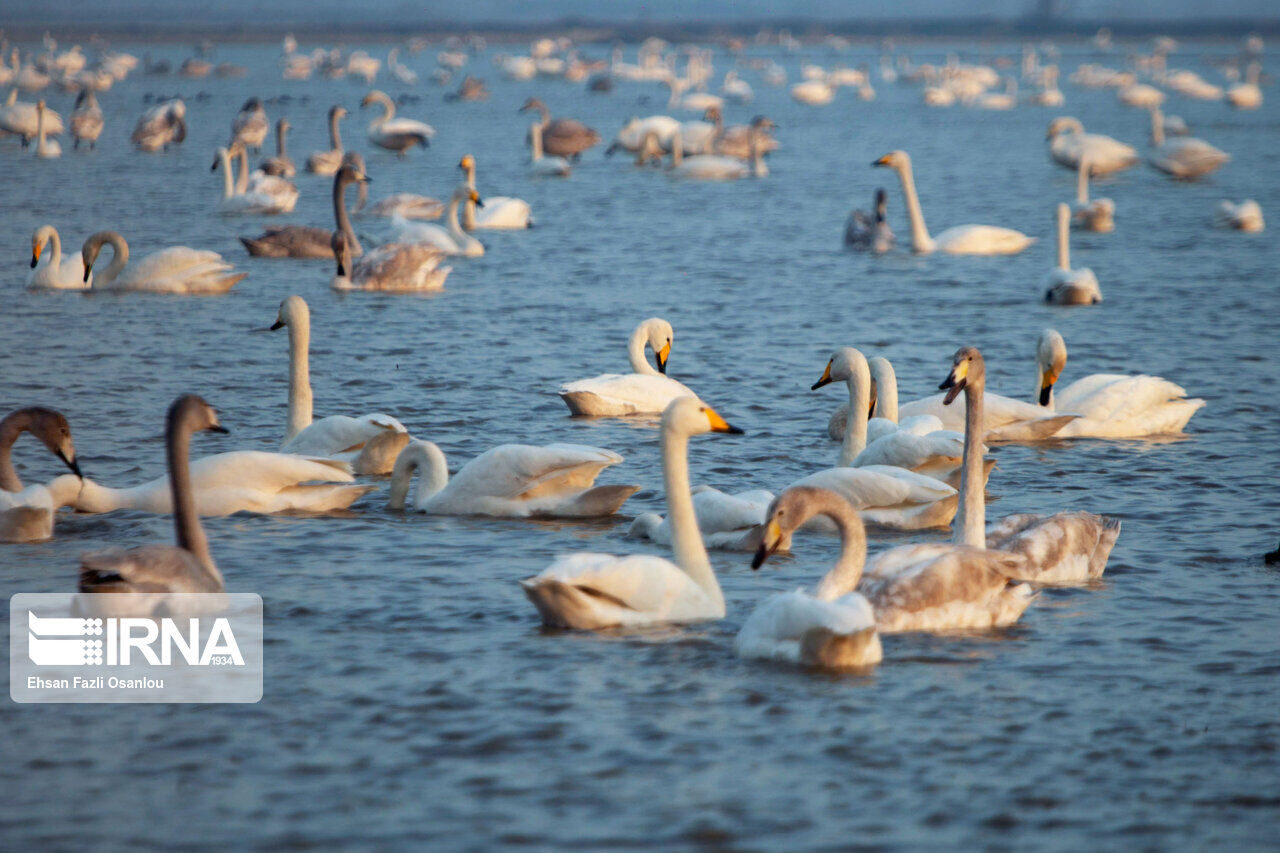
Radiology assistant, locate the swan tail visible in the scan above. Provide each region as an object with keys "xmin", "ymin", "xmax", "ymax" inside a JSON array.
[
  {"xmin": 520, "ymin": 577, "xmax": 627, "ymax": 630},
  {"xmin": 352, "ymin": 430, "xmax": 412, "ymax": 476},
  {"xmin": 799, "ymin": 626, "xmax": 883, "ymax": 670},
  {"xmin": 543, "ymin": 485, "xmax": 641, "ymax": 518},
  {"xmin": 985, "ymin": 414, "xmax": 1077, "ymax": 442},
  {"xmin": 626, "ymin": 512, "xmax": 663, "ymax": 540},
  {"xmin": 270, "ymin": 483, "xmax": 378, "ymax": 513},
  {"xmin": 559, "ymin": 390, "xmax": 631, "ymax": 417},
  {"xmin": 239, "ymin": 236, "xmax": 288, "ymax": 258},
  {"xmin": 1091, "ymin": 517, "xmax": 1122, "ymax": 579}
]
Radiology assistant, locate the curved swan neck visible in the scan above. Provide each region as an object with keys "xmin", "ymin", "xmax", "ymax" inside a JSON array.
[
  {"xmin": 167, "ymin": 411, "xmax": 214, "ymax": 571},
  {"xmin": 218, "ymin": 149, "xmax": 234, "ymax": 199},
  {"xmin": 0, "ymin": 409, "xmax": 37, "ymax": 491},
  {"xmin": 839, "ymin": 363, "xmax": 871, "ymax": 466},
  {"xmin": 529, "ymin": 122, "xmax": 544, "ymax": 161},
  {"xmin": 810, "ymin": 497, "xmax": 868, "ymax": 601},
  {"xmin": 94, "ymin": 231, "xmax": 129, "ymax": 285},
  {"xmin": 276, "ymin": 122, "xmax": 288, "ymax": 156},
  {"xmin": 44, "ymin": 227, "xmax": 63, "ymax": 268},
  {"xmin": 894, "ymin": 157, "xmax": 934, "ymax": 253},
  {"xmin": 462, "ymin": 162, "xmax": 477, "ymax": 229},
  {"xmin": 1056, "ymin": 204, "xmax": 1070, "ymax": 269},
  {"xmin": 235, "ymin": 147, "xmax": 250, "ymax": 195},
  {"xmin": 627, "ymin": 324, "xmax": 658, "ymax": 375},
  {"xmin": 284, "ymin": 306, "xmax": 313, "ymax": 441},
  {"xmin": 869, "ymin": 359, "xmax": 899, "ymax": 422},
  {"xmin": 332, "ymin": 174, "xmax": 360, "ymax": 254},
  {"xmin": 661, "ymin": 428, "xmax": 723, "ymax": 610},
  {"xmin": 955, "ymin": 377, "xmax": 986, "ymax": 548},
  {"xmin": 446, "ymin": 193, "xmax": 466, "ymax": 240},
  {"xmin": 388, "ymin": 442, "xmax": 449, "ymax": 509}
]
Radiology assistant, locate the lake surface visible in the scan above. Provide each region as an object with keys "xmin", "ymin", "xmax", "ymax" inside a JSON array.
[{"xmin": 2, "ymin": 37, "xmax": 1278, "ymax": 849}]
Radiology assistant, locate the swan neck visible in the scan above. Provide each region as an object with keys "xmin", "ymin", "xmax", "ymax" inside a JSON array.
[
  {"xmin": 329, "ymin": 111, "xmax": 343, "ymax": 150},
  {"xmin": 1150, "ymin": 109, "xmax": 1164, "ymax": 147},
  {"xmin": 389, "ymin": 443, "xmax": 449, "ymax": 509},
  {"xmin": 839, "ymin": 370, "xmax": 871, "ymax": 465},
  {"xmin": 220, "ymin": 150, "xmax": 234, "ymax": 199},
  {"xmin": 462, "ymin": 164, "xmax": 477, "ymax": 229},
  {"xmin": 876, "ymin": 363, "xmax": 899, "ymax": 422},
  {"xmin": 955, "ymin": 379, "xmax": 986, "ymax": 548},
  {"xmin": 285, "ymin": 311, "xmax": 312, "ymax": 441},
  {"xmin": 530, "ymin": 123, "xmax": 544, "ymax": 161},
  {"xmin": 1076, "ymin": 156, "xmax": 1089, "ymax": 204},
  {"xmin": 100, "ymin": 232, "xmax": 129, "ymax": 285},
  {"xmin": 0, "ymin": 410, "xmax": 35, "ymax": 491},
  {"xmin": 332, "ymin": 175, "xmax": 360, "ymax": 254},
  {"xmin": 627, "ymin": 325, "xmax": 658, "ymax": 375},
  {"xmin": 896, "ymin": 159, "xmax": 934, "ymax": 253},
  {"xmin": 47, "ymin": 228, "xmax": 63, "ymax": 267},
  {"xmin": 812, "ymin": 499, "xmax": 867, "ymax": 601},
  {"xmin": 447, "ymin": 194, "xmax": 465, "ymax": 240},
  {"xmin": 277, "ymin": 123, "xmax": 288, "ymax": 157},
  {"xmin": 167, "ymin": 415, "xmax": 214, "ymax": 572},
  {"xmin": 670, "ymin": 129, "xmax": 683, "ymax": 166},
  {"xmin": 235, "ymin": 147, "xmax": 250, "ymax": 195},
  {"xmin": 661, "ymin": 429, "xmax": 722, "ymax": 610}
]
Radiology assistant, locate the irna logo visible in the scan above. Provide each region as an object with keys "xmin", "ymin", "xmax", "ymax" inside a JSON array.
[{"xmin": 27, "ymin": 612, "xmax": 245, "ymax": 667}]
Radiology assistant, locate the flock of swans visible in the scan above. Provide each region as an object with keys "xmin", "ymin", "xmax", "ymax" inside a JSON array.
[{"xmin": 3, "ymin": 30, "xmax": 1251, "ymax": 672}]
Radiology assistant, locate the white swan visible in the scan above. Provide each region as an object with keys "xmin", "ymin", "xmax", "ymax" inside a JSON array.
[
  {"xmin": 1217, "ymin": 200, "xmax": 1264, "ymax": 232},
  {"xmin": 1148, "ymin": 108, "xmax": 1228, "ymax": 179},
  {"xmin": 212, "ymin": 146, "xmax": 294, "ymax": 215},
  {"xmin": 1226, "ymin": 62, "xmax": 1262, "ymax": 110},
  {"xmin": 791, "ymin": 78, "xmax": 835, "ymax": 105},
  {"xmin": 0, "ymin": 90, "xmax": 64, "ymax": 143},
  {"xmin": 939, "ymin": 346, "xmax": 1121, "ymax": 585},
  {"xmin": 873, "ymin": 150, "xmax": 1035, "ymax": 255},
  {"xmin": 520, "ymin": 397, "xmax": 741, "ymax": 629},
  {"xmin": 1, "ymin": 407, "xmax": 83, "ymax": 543},
  {"xmin": 269, "ymin": 295, "xmax": 410, "ymax": 474},
  {"xmin": 330, "ymin": 231, "xmax": 450, "ymax": 292},
  {"xmin": 1045, "ymin": 117, "xmax": 1138, "ymax": 175},
  {"xmin": 78, "ymin": 396, "xmax": 227, "ymax": 596},
  {"xmin": 528, "ymin": 122, "xmax": 572, "ymax": 177},
  {"xmin": 130, "ymin": 99, "xmax": 185, "ymax": 152},
  {"xmin": 236, "ymin": 144, "xmax": 299, "ymax": 212},
  {"xmin": 81, "ymin": 231, "xmax": 246, "ymax": 294},
  {"xmin": 392, "ymin": 185, "xmax": 485, "ymax": 257},
  {"xmin": 664, "ymin": 128, "xmax": 765, "ymax": 181},
  {"xmin": 459, "ymin": 154, "xmax": 531, "ymax": 229},
  {"xmin": 628, "ymin": 486, "xmax": 777, "ymax": 552},
  {"xmin": 736, "ymin": 487, "xmax": 882, "ymax": 670},
  {"xmin": 1072, "ymin": 154, "xmax": 1114, "ymax": 232},
  {"xmin": 1044, "ymin": 204, "xmax": 1102, "ymax": 305},
  {"xmin": 34, "ymin": 99, "xmax": 60, "ymax": 158},
  {"xmin": 559, "ymin": 317, "xmax": 701, "ymax": 417},
  {"xmin": 29, "ymin": 225, "xmax": 91, "ymax": 290},
  {"xmin": 305, "ymin": 105, "xmax": 347, "ymax": 175},
  {"xmin": 361, "ymin": 89, "xmax": 433, "ymax": 155},
  {"xmin": 388, "ymin": 439, "xmax": 638, "ymax": 517},
  {"xmin": 1033, "ymin": 329, "xmax": 1205, "ymax": 438}
]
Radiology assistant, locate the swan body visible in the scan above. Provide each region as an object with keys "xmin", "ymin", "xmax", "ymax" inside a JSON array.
[
  {"xmin": 459, "ymin": 154, "xmax": 531, "ymax": 229},
  {"xmin": 526, "ymin": 122, "xmax": 571, "ymax": 176},
  {"xmin": 305, "ymin": 105, "xmax": 347, "ymax": 175},
  {"xmin": 1118, "ymin": 83, "xmax": 1164, "ymax": 108},
  {"xmin": 559, "ymin": 318, "xmax": 701, "ymax": 417},
  {"xmin": 82, "ymin": 231, "xmax": 246, "ymax": 294},
  {"xmin": 240, "ymin": 161, "xmax": 366, "ymax": 258},
  {"xmin": 874, "ymin": 150, "xmax": 1034, "ymax": 255},
  {"xmin": 1045, "ymin": 203, "xmax": 1102, "ymax": 305},
  {"xmin": 607, "ymin": 115, "xmax": 681, "ymax": 155},
  {"xmin": 664, "ymin": 128, "xmax": 766, "ymax": 181},
  {"xmin": 270, "ymin": 295, "xmax": 410, "ymax": 475},
  {"xmin": 28, "ymin": 225, "xmax": 91, "ymax": 290},
  {"xmin": 1217, "ymin": 200, "xmax": 1264, "ymax": 232},
  {"xmin": 213, "ymin": 146, "xmax": 296, "ymax": 215},
  {"xmin": 130, "ymin": 99, "xmax": 185, "ymax": 151},
  {"xmin": 392, "ymin": 185, "xmax": 485, "ymax": 256},
  {"xmin": 0, "ymin": 407, "xmax": 83, "ymax": 543},
  {"xmin": 1045, "ymin": 117, "xmax": 1138, "ymax": 175},
  {"xmin": 362, "ymin": 90, "xmax": 433, "ymax": 154},
  {"xmin": 1148, "ymin": 108, "xmax": 1228, "ymax": 179},
  {"xmin": 1034, "ymin": 329, "xmax": 1204, "ymax": 438},
  {"xmin": 845, "ymin": 188, "xmax": 894, "ymax": 251},
  {"xmin": 69, "ymin": 90, "xmax": 103, "ymax": 148},
  {"xmin": 329, "ymin": 231, "xmax": 450, "ymax": 292},
  {"xmin": 0, "ymin": 92, "xmax": 64, "ymax": 142},
  {"xmin": 791, "ymin": 79, "xmax": 835, "ymax": 105},
  {"xmin": 1072, "ymin": 154, "xmax": 1114, "ymax": 232},
  {"xmin": 521, "ymin": 398, "xmax": 741, "ymax": 629},
  {"xmin": 721, "ymin": 71, "xmax": 754, "ymax": 103},
  {"xmin": 389, "ymin": 439, "xmax": 637, "ymax": 518},
  {"xmin": 230, "ymin": 97, "xmax": 268, "ymax": 151},
  {"xmin": 519, "ymin": 97, "xmax": 600, "ymax": 159},
  {"xmin": 629, "ymin": 487, "xmax": 778, "ymax": 552}
]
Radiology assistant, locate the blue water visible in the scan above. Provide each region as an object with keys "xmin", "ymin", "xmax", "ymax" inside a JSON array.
[{"xmin": 2, "ymin": 37, "xmax": 1279, "ymax": 848}]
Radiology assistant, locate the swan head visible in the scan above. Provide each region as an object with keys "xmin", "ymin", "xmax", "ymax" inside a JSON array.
[
  {"xmin": 750, "ymin": 115, "xmax": 776, "ymax": 130},
  {"xmin": 277, "ymin": 117, "xmax": 290, "ymax": 133},
  {"xmin": 270, "ymin": 294, "xmax": 309, "ymax": 331},
  {"xmin": 30, "ymin": 225, "xmax": 57, "ymax": 268},
  {"xmin": 452, "ymin": 184, "xmax": 483, "ymax": 207},
  {"xmin": 661, "ymin": 396, "xmax": 742, "ymax": 439},
  {"xmin": 337, "ymin": 160, "xmax": 370, "ymax": 186},
  {"xmin": 360, "ymin": 90, "xmax": 390, "ymax": 109},
  {"xmin": 329, "ymin": 104, "xmax": 348, "ymax": 120},
  {"xmin": 240, "ymin": 97, "xmax": 263, "ymax": 112},
  {"xmin": 752, "ymin": 487, "xmax": 837, "ymax": 569},
  {"xmin": 639, "ymin": 317, "xmax": 674, "ymax": 373},
  {"xmin": 1046, "ymin": 116, "xmax": 1082, "ymax": 140},
  {"xmin": 940, "ymin": 346, "xmax": 986, "ymax": 405},
  {"xmin": 811, "ymin": 347, "xmax": 870, "ymax": 392},
  {"xmin": 80, "ymin": 231, "xmax": 116, "ymax": 281},
  {"xmin": 458, "ymin": 154, "xmax": 475, "ymax": 173},
  {"xmin": 1036, "ymin": 329, "xmax": 1067, "ymax": 406},
  {"xmin": 211, "ymin": 146, "xmax": 229, "ymax": 172},
  {"xmin": 5, "ymin": 406, "xmax": 82, "ymax": 478},
  {"xmin": 169, "ymin": 394, "xmax": 229, "ymax": 437},
  {"xmin": 872, "ymin": 150, "xmax": 909, "ymax": 171},
  {"xmin": 518, "ymin": 97, "xmax": 545, "ymax": 114}
]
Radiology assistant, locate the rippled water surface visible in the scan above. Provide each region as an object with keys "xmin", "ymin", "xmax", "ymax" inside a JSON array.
[{"xmin": 3, "ymin": 38, "xmax": 1279, "ymax": 849}]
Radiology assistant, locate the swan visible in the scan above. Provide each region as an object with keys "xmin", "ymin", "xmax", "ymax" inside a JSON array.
[
  {"xmin": 389, "ymin": 439, "xmax": 638, "ymax": 517},
  {"xmin": 559, "ymin": 317, "xmax": 701, "ymax": 417},
  {"xmin": 258, "ymin": 118, "xmax": 296, "ymax": 177},
  {"xmin": 69, "ymin": 89, "xmax": 103, "ymax": 149},
  {"xmin": 361, "ymin": 89, "xmax": 432, "ymax": 155},
  {"xmin": 1, "ymin": 407, "xmax": 83, "ymax": 543},
  {"xmin": 665, "ymin": 128, "xmax": 765, "ymax": 181},
  {"xmin": 34, "ymin": 99, "xmax": 60, "ymax": 157},
  {"xmin": 520, "ymin": 397, "xmax": 741, "ymax": 629},
  {"xmin": 212, "ymin": 146, "xmax": 294, "ymax": 215},
  {"xmin": 329, "ymin": 231, "xmax": 450, "ymax": 292},
  {"xmin": 391, "ymin": 184, "xmax": 485, "ymax": 257},
  {"xmin": 975, "ymin": 76, "xmax": 1017, "ymax": 109},
  {"xmin": 844, "ymin": 188, "xmax": 894, "ymax": 252},
  {"xmin": 459, "ymin": 154, "xmax": 531, "ymax": 229},
  {"xmin": 29, "ymin": 225, "xmax": 91, "ymax": 290},
  {"xmin": 736, "ymin": 487, "xmax": 883, "ymax": 670},
  {"xmin": 939, "ymin": 346, "xmax": 1120, "ymax": 584},
  {"xmin": 1044, "ymin": 204, "xmax": 1102, "ymax": 305},
  {"xmin": 230, "ymin": 97, "xmax": 268, "ymax": 151},
  {"xmin": 359, "ymin": 166, "xmax": 444, "ymax": 221},
  {"xmin": 234, "ymin": 144, "xmax": 299, "ymax": 212},
  {"xmin": 1072, "ymin": 154, "xmax": 1114, "ymax": 232},
  {"xmin": 388, "ymin": 48, "xmax": 418, "ymax": 86},
  {"xmin": 130, "ymin": 99, "xmax": 185, "ymax": 151},
  {"xmin": 77, "ymin": 396, "xmax": 228, "ymax": 597},
  {"xmin": 240, "ymin": 161, "xmax": 366, "ymax": 258},
  {"xmin": 1117, "ymin": 82, "xmax": 1164, "ymax": 109},
  {"xmin": 873, "ymin": 150, "xmax": 1035, "ymax": 255},
  {"xmin": 527, "ymin": 122, "xmax": 572, "ymax": 177},
  {"xmin": 1148, "ymin": 108, "xmax": 1229, "ymax": 179},
  {"xmin": 828, "ymin": 355, "xmax": 953, "ymax": 443},
  {"xmin": 305, "ymin": 105, "xmax": 347, "ymax": 175},
  {"xmin": 1226, "ymin": 62, "xmax": 1262, "ymax": 110},
  {"xmin": 791, "ymin": 78, "xmax": 835, "ymax": 105},
  {"xmin": 707, "ymin": 111, "xmax": 780, "ymax": 160},
  {"xmin": 519, "ymin": 97, "xmax": 600, "ymax": 159},
  {"xmin": 1217, "ymin": 200, "xmax": 1264, "ymax": 232},
  {"xmin": 80, "ymin": 231, "xmax": 246, "ymax": 294},
  {"xmin": 1045, "ymin": 117, "xmax": 1138, "ymax": 175},
  {"xmin": 628, "ymin": 486, "xmax": 778, "ymax": 552},
  {"xmin": 269, "ymin": 295, "xmax": 410, "ymax": 475},
  {"xmin": 1033, "ymin": 329, "xmax": 1205, "ymax": 438},
  {"xmin": 0, "ymin": 90, "xmax": 64, "ymax": 144},
  {"xmin": 721, "ymin": 70, "xmax": 754, "ymax": 104},
  {"xmin": 445, "ymin": 74, "xmax": 490, "ymax": 102},
  {"xmin": 605, "ymin": 115, "xmax": 682, "ymax": 156}
]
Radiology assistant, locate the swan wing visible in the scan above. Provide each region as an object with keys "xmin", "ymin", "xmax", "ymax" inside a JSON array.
[
  {"xmin": 79, "ymin": 545, "xmax": 216, "ymax": 594},
  {"xmin": 900, "ymin": 392, "xmax": 1075, "ymax": 439},
  {"xmin": 854, "ymin": 430, "xmax": 964, "ymax": 472},
  {"xmin": 559, "ymin": 373, "xmax": 699, "ymax": 415},
  {"xmin": 379, "ymin": 118, "xmax": 435, "ymax": 138},
  {"xmin": 933, "ymin": 225, "xmax": 1034, "ymax": 255},
  {"xmin": 283, "ymin": 414, "xmax": 406, "ymax": 457},
  {"xmin": 392, "ymin": 218, "xmax": 457, "ymax": 251},
  {"xmin": 352, "ymin": 243, "xmax": 447, "ymax": 290},
  {"xmin": 475, "ymin": 197, "xmax": 532, "ymax": 228},
  {"xmin": 1056, "ymin": 374, "xmax": 1203, "ymax": 436},
  {"xmin": 735, "ymin": 589, "xmax": 878, "ymax": 663},
  {"xmin": 524, "ymin": 552, "xmax": 716, "ymax": 625},
  {"xmin": 446, "ymin": 444, "xmax": 623, "ymax": 502},
  {"xmin": 790, "ymin": 466, "xmax": 953, "ymax": 509},
  {"xmin": 987, "ymin": 512, "xmax": 1121, "ymax": 584},
  {"xmin": 187, "ymin": 451, "xmax": 355, "ymax": 491}
]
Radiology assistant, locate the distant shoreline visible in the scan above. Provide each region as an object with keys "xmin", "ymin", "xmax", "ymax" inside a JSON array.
[{"xmin": 1, "ymin": 17, "xmax": 1277, "ymax": 44}]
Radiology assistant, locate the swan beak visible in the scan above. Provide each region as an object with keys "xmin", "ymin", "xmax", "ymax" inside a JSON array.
[
  {"xmin": 868, "ymin": 382, "xmax": 878, "ymax": 418},
  {"xmin": 1038, "ymin": 367, "xmax": 1060, "ymax": 406},
  {"xmin": 56, "ymin": 449, "xmax": 82, "ymax": 478},
  {"xmin": 83, "ymin": 263, "xmax": 92, "ymax": 282},
  {"xmin": 336, "ymin": 260, "xmax": 346, "ymax": 276},
  {"xmin": 269, "ymin": 319, "xmax": 285, "ymax": 331},
  {"xmin": 30, "ymin": 243, "xmax": 42, "ymax": 267},
  {"xmin": 811, "ymin": 360, "xmax": 834, "ymax": 390},
  {"xmin": 705, "ymin": 407, "xmax": 743, "ymax": 435},
  {"xmin": 872, "ymin": 155, "xmax": 891, "ymax": 167},
  {"xmin": 940, "ymin": 361, "xmax": 969, "ymax": 405},
  {"xmin": 470, "ymin": 191, "xmax": 484, "ymax": 208},
  {"xmin": 751, "ymin": 520, "xmax": 783, "ymax": 569},
  {"xmin": 209, "ymin": 424, "xmax": 230, "ymax": 434},
  {"xmin": 656, "ymin": 341, "xmax": 671, "ymax": 374}
]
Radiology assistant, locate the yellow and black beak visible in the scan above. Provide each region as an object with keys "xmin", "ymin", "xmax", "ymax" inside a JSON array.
[
  {"xmin": 1038, "ymin": 367, "xmax": 1060, "ymax": 406},
  {"xmin": 872, "ymin": 154, "xmax": 891, "ymax": 167},
  {"xmin": 656, "ymin": 341, "xmax": 671, "ymax": 375},
  {"xmin": 811, "ymin": 360, "xmax": 834, "ymax": 390},
  {"xmin": 705, "ymin": 406, "xmax": 744, "ymax": 435},
  {"xmin": 940, "ymin": 360, "xmax": 969, "ymax": 405},
  {"xmin": 751, "ymin": 519, "xmax": 784, "ymax": 570},
  {"xmin": 30, "ymin": 242, "xmax": 42, "ymax": 268},
  {"xmin": 470, "ymin": 190, "xmax": 484, "ymax": 208}
]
